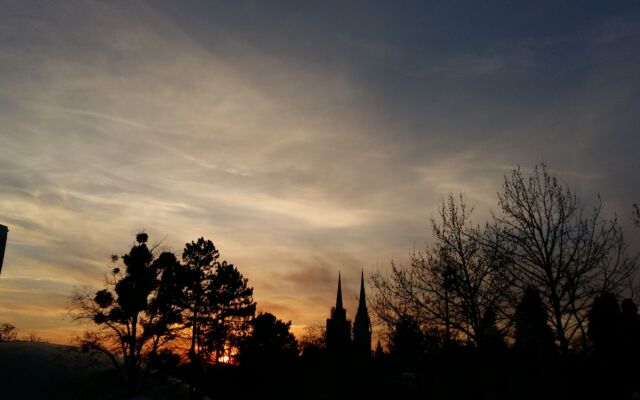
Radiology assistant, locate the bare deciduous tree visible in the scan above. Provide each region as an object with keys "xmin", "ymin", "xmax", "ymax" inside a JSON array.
[
  {"xmin": 0, "ymin": 322, "xmax": 18, "ymax": 341},
  {"xmin": 371, "ymin": 194, "xmax": 512, "ymax": 347},
  {"xmin": 493, "ymin": 164, "xmax": 636, "ymax": 353},
  {"xmin": 24, "ymin": 332, "xmax": 41, "ymax": 342},
  {"xmin": 300, "ymin": 323, "xmax": 327, "ymax": 351}
]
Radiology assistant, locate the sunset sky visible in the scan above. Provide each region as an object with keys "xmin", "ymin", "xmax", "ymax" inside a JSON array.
[{"xmin": 1, "ymin": 1, "xmax": 639, "ymax": 344}]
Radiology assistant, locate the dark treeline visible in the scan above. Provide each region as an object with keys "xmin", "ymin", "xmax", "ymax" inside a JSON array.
[
  {"xmin": 72, "ymin": 235, "xmax": 272, "ymax": 398},
  {"xmin": 369, "ymin": 163, "xmax": 640, "ymax": 400},
  {"xmin": 67, "ymin": 163, "xmax": 640, "ymax": 400}
]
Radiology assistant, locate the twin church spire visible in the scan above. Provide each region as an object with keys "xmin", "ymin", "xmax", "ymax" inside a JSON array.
[
  {"xmin": 353, "ymin": 270, "xmax": 372, "ymax": 357},
  {"xmin": 336, "ymin": 271, "xmax": 344, "ymax": 311},
  {"xmin": 326, "ymin": 270, "xmax": 372, "ymax": 358}
]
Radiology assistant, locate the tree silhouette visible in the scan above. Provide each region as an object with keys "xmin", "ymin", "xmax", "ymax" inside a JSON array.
[
  {"xmin": 430, "ymin": 195, "xmax": 512, "ymax": 346},
  {"xmin": 23, "ymin": 332, "xmax": 41, "ymax": 342},
  {"xmin": 620, "ymin": 298, "xmax": 640, "ymax": 394},
  {"xmin": 587, "ymin": 292, "xmax": 621, "ymax": 357},
  {"xmin": 512, "ymin": 287, "xmax": 557, "ymax": 400},
  {"xmin": 587, "ymin": 292, "xmax": 627, "ymax": 398},
  {"xmin": 72, "ymin": 233, "xmax": 182, "ymax": 394},
  {"xmin": 300, "ymin": 323, "xmax": 326, "ymax": 350},
  {"xmin": 179, "ymin": 238, "xmax": 255, "ymax": 365},
  {"xmin": 0, "ymin": 322, "xmax": 17, "ymax": 341},
  {"xmin": 494, "ymin": 164, "xmax": 635, "ymax": 353},
  {"xmin": 477, "ymin": 307, "xmax": 504, "ymax": 350},
  {"xmin": 238, "ymin": 312, "xmax": 298, "ymax": 369},
  {"xmin": 513, "ymin": 287, "xmax": 555, "ymax": 356},
  {"xmin": 180, "ymin": 237, "xmax": 220, "ymax": 366},
  {"xmin": 388, "ymin": 315, "xmax": 425, "ymax": 368},
  {"xmin": 205, "ymin": 260, "xmax": 256, "ymax": 363},
  {"xmin": 371, "ymin": 194, "xmax": 512, "ymax": 348},
  {"xmin": 620, "ymin": 298, "xmax": 640, "ymax": 354}
]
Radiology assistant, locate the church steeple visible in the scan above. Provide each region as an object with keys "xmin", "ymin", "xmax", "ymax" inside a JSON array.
[
  {"xmin": 353, "ymin": 269, "xmax": 372, "ymax": 358},
  {"xmin": 326, "ymin": 271, "xmax": 351, "ymax": 356},
  {"xmin": 357, "ymin": 269, "xmax": 367, "ymax": 313},
  {"xmin": 336, "ymin": 271, "xmax": 344, "ymax": 310}
]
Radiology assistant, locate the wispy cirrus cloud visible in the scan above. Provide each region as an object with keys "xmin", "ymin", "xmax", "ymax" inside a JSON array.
[{"xmin": 0, "ymin": 0, "xmax": 638, "ymax": 343}]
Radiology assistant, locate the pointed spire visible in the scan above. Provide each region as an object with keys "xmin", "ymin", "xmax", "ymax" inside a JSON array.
[
  {"xmin": 336, "ymin": 271, "xmax": 344, "ymax": 310},
  {"xmin": 354, "ymin": 268, "xmax": 372, "ymax": 358},
  {"xmin": 358, "ymin": 269, "xmax": 367, "ymax": 309}
]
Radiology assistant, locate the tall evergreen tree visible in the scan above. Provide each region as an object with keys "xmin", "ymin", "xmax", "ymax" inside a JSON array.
[
  {"xmin": 181, "ymin": 238, "xmax": 219, "ymax": 365},
  {"xmin": 206, "ymin": 260, "xmax": 256, "ymax": 363},
  {"xmin": 587, "ymin": 292, "xmax": 621, "ymax": 357},
  {"xmin": 179, "ymin": 238, "xmax": 255, "ymax": 364},
  {"xmin": 389, "ymin": 315, "xmax": 425, "ymax": 367},
  {"xmin": 513, "ymin": 287, "xmax": 555, "ymax": 356}
]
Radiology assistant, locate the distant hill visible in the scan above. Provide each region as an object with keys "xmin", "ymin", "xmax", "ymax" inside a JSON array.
[
  {"xmin": 0, "ymin": 341, "xmax": 116, "ymax": 399},
  {"xmin": 0, "ymin": 341, "xmax": 188, "ymax": 399}
]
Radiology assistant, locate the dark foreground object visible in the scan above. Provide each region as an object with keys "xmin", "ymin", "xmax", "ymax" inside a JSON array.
[{"xmin": 0, "ymin": 341, "xmax": 188, "ymax": 399}]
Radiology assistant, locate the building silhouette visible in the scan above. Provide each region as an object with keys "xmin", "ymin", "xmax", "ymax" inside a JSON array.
[
  {"xmin": 326, "ymin": 271, "xmax": 372, "ymax": 359},
  {"xmin": 326, "ymin": 272, "xmax": 351, "ymax": 355},
  {"xmin": 353, "ymin": 270, "xmax": 372, "ymax": 358}
]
